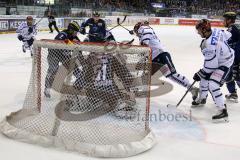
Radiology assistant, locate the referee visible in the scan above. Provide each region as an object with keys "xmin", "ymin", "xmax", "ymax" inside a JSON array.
[{"xmin": 48, "ymin": 13, "xmax": 60, "ymax": 33}]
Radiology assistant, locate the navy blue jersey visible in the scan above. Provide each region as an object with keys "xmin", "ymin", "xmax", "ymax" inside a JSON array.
[
  {"xmin": 81, "ymin": 18, "xmax": 106, "ymax": 42},
  {"xmin": 55, "ymin": 29, "xmax": 80, "ymax": 41},
  {"xmin": 227, "ymin": 24, "xmax": 240, "ymax": 60},
  {"xmin": 48, "ymin": 16, "xmax": 56, "ymax": 23}
]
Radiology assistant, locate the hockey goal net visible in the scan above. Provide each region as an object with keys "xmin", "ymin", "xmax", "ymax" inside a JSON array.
[{"xmin": 0, "ymin": 39, "xmax": 156, "ymax": 157}]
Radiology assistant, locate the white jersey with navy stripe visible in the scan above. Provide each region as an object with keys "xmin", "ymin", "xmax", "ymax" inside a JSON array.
[
  {"xmin": 138, "ymin": 25, "xmax": 166, "ymax": 59},
  {"xmin": 16, "ymin": 22, "xmax": 37, "ymax": 41},
  {"xmin": 201, "ymin": 28, "xmax": 234, "ymax": 73}
]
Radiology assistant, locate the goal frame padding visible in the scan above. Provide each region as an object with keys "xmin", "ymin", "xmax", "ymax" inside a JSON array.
[{"xmin": 0, "ymin": 112, "xmax": 157, "ymax": 158}]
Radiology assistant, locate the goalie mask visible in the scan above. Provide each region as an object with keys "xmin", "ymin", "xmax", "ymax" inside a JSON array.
[
  {"xmin": 133, "ymin": 22, "xmax": 143, "ymax": 36},
  {"xmin": 196, "ymin": 19, "xmax": 212, "ymax": 38}
]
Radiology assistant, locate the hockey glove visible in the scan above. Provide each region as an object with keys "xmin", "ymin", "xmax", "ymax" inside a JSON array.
[
  {"xmin": 28, "ymin": 27, "xmax": 33, "ymax": 34},
  {"xmin": 193, "ymin": 69, "xmax": 209, "ymax": 81},
  {"xmin": 79, "ymin": 28, "xmax": 86, "ymax": 35},
  {"xmin": 129, "ymin": 30, "xmax": 134, "ymax": 35},
  {"xmin": 18, "ymin": 35, "xmax": 24, "ymax": 41}
]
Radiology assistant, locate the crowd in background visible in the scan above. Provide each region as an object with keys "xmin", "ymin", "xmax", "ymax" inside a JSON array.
[
  {"xmin": 159, "ymin": 0, "xmax": 240, "ymax": 17},
  {"xmin": 1, "ymin": 0, "xmax": 239, "ymax": 17}
]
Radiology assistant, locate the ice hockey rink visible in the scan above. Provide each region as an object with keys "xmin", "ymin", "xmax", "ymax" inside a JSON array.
[{"xmin": 0, "ymin": 25, "xmax": 240, "ymax": 160}]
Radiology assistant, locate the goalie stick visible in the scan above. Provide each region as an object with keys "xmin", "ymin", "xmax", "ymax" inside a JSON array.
[{"xmin": 167, "ymin": 81, "xmax": 196, "ymax": 108}]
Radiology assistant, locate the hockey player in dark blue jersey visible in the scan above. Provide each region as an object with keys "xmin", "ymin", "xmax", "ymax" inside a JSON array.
[
  {"xmin": 80, "ymin": 11, "xmax": 106, "ymax": 42},
  {"xmin": 223, "ymin": 12, "xmax": 240, "ymax": 102},
  {"xmin": 44, "ymin": 21, "xmax": 81, "ymax": 98}
]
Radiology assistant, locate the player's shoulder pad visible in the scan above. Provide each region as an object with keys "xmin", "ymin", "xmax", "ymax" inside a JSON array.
[
  {"xmin": 231, "ymin": 24, "xmax": 240, "ymax": 34},
  {"xmin": 87, "ymin": 18, "xmax": 94, "ymax": 23},
  {"xmin": 98, "ymin": 19, "xmax": 105, "ymax": 23},
  {"xmin": 54, "ymin": 31, "xmax": 67, "ymax": 40}
]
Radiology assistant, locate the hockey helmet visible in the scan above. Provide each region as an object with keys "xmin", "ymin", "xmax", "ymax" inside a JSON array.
[
  {"xmin": 26, "ymin": 16, "xmax": 33, "ymax": 21},
  {"xmin": 26, "ymin": 16, "xmax": 33, "ymax": 26},
  {"xmin": 143, "ymin": 21, "xmax": 149, "ymax": 25},
  {"xmin": 133, "ymin": 22, "xmax": 143, "ymax": 34},
  {"xmin": 93, "ymin": 11, "xmax": 100, "ymax": 17},
  {"xmin": 223, "ymin": 12, "xmax": 237, "ymax": 20},
  {"xmin": 68, "ymin": 21, "xmax": 80, "ymax": 32},
  {"xmin": 196, "ymin": 19, "xmax": 211, "ymax": 32}
]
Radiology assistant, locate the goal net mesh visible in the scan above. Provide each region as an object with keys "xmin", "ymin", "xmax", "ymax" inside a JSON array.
[{"xmin": 0, "ymin": 39, "xmax": 156, "ymax": 157}]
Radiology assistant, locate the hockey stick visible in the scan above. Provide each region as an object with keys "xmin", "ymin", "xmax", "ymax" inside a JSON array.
[
  {"xmin": 116, "ymin": 17, "xmax": 135, "ymax": 35},
  {"xmin": 108, "ymin": 15, "xmax": 127, "ymax": 32},
  {"xmin": 85, "ymin": 31, "xmax": 134, "ymax": 44},
  {"xmin": 34, "ymin": 16, "xmax": 44, "ymax": 27},
  {"xmin": 167, "ymin": 81, "xmax": 196, "ymax": 108},
  {"xmin": 117, "ymin": 18, "xmax": 134, "ymax": 34},
  {"xmin": 119, "ymin": 38, "xmax": 134, "ymax": 45}
]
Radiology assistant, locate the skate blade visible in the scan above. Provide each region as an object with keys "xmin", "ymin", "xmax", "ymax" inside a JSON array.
[{"xmin": 212, "ymin": 117, "xmax": 229, "ymax": 123}]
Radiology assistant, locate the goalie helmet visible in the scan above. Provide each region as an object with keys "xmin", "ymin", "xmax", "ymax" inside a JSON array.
[
  {"xmin": 68, "ymin": 21, "xmax": 80, "ymax": 32},
  {"xmin": 133, "ymin": 22, "xmax": 143, "ymax": 34},
  {"xmin": 223, "ymin": 12, "xmax": 237, "ymax": 20}
]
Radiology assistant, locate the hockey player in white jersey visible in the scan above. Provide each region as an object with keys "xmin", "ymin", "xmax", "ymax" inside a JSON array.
[
  {"xmin": 133, "ymin": 22, "xmax": 199, "ymax": 100},
  {"xmin": 193, "ymin": 19, "xmax": 234, "ymax": 122},
  {"xmin": 16, "ymin": 16, "xmax": 37, "ymax": 56}
]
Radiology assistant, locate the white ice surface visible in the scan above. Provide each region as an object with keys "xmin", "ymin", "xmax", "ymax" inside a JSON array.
[{"xmin": 0, "ymin": 26, "xmax": 240, "ymax": 160}]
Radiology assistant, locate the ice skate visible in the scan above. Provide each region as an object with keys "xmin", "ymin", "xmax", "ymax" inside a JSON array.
[
  {"xmin": 225, "ymin": 93, "xmax": 238, "ymax": 103},
  {"xmin": 190, "ymin": 87, "xmax": 199, "ymax": 100},
  {"xmin": 191, "ymin": 98, "xmax": 206, "ymax": 108},
  {"xmin": 212, "ymin": 107, "xmax": 229, "ymax": 123},
  {"xmin": 22, "ymin": 44, "xmax": 26, "ymax": 53}
]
